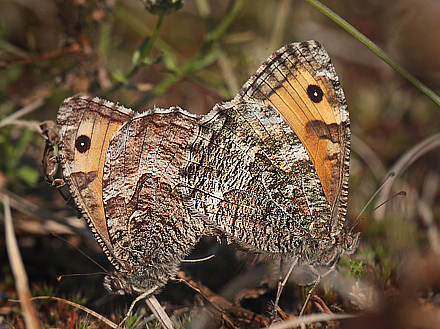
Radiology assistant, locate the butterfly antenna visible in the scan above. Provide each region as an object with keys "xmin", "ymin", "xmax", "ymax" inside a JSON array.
[
  {"xmin": 51, "ymin": 232, "xmax": 108, "ymax": 272},
  {"xmin": 351, "ymin": 172, "xmax": 396, "ymax": 229},
  {"xmin": 355, "ymin": 173, "xmax": 395, "ymax": 221},
  {"xmin": 352, "ymin": 191, "xmax": 406, "ymax": 230},
  {"xmin": 57, "ymin": 272, "xmax": 108, "ymax": 281}
]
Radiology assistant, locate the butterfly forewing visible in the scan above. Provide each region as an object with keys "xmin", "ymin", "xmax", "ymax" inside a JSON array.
[
  {"xmin": 241, "ymin": 41, "xmax": 350, "ymax": 219},
  {"xmin": 57, "ymin": 96, "xmax": 135, "ymax": 259},
  {"xmin": 181, "ymin": 41, "xmax": 350, "ymax": 262}
]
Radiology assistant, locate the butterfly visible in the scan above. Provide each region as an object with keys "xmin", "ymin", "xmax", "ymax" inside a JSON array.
[
  {"xmin": 45, "ymin": 40, "xmax": 359, "ymax": 301},
  {"xmin": 182, "ymin": 40, "xmax": 360, "ymax": 267},
  {"xmin": 52, "ymin": 96, "xmax": 204, "ymax": 295}
]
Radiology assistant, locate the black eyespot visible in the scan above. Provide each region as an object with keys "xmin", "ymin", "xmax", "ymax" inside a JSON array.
[
  {"xmin": 75, "ymin": 135, "xmax": 91, "ymax": 153},
  {"xmin": 307, "ymin": 84, "xmax": 323, "ymax": 103}
]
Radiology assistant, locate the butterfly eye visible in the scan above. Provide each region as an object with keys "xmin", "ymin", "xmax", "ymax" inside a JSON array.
[
  {"xmin": 346, "ymin": 235, "xmax": 353, "ymax": 247},
  {"xmin": 111, "ymin": 278, "xmax": 123, "ymax": 292},
  {"xmin": 75, "ymin": 135, "xmax": 91, "ymax": 153},
  {"xmin": 307, "ymin": 84, "xmax": 323, "ymax": 103}
]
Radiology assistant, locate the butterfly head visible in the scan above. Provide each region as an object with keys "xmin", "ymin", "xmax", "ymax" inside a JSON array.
[
  {"xmin": 311, "ymin": 229, "xmax": 361, "ymax": 268},
  {"xmin": 330, "ymin": 229, "xmax": 361, "ymax": 265},
  {"xmin": 103, "ymin": 271, "xmax": 159, "ymax": 295},
  {"xmin": 343, "ymin": 230, "xmax": 361, "ymax": 255}
]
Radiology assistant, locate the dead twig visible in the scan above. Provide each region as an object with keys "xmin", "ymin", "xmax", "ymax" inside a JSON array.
[
  {"xmin": 176, "ymin": 271, "xmax": 270, "ymax": 327},
  {"xmin": 4, "ymin": 195, "xmax": 40, "ymax": 329}
]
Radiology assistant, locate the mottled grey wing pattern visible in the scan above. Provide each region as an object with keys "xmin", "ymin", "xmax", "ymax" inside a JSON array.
[
  {"xmin": 182, "ymin": 97, "xmax": 330, "ymax": 258},
  {"xmin": 240, "ymin": 41, "xmax": 351, "ymax": 236},
  {"xmin": 102, "ymin": 109, "xmax": 203, "ymax": 293},
  {"xmin": 53, "ymin": 41, "xmax": 356, "ymax": 297},
  {"xmin": 181, "ymin": 41, "xmax": 351, "ymax": 265}
]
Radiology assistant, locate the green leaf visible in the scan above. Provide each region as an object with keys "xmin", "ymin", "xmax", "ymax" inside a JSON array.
[{"xmin": 350, "ymin": 260, "xmax": 367, "ymax": 278}]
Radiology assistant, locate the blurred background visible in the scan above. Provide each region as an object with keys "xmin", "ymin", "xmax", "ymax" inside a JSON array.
[{"xmin": 1, "ymin": 0, "xmax": 440, "ymax": 327}]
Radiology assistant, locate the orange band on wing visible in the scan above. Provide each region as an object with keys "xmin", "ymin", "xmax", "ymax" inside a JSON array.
[{"xmin": 262, "ymin": 66, "xmax": 343, "ymax": 207}]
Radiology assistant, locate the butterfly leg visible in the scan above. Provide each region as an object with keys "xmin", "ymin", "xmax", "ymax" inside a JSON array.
[
  {"xmin": 272, "ymin": 256, "xmax": 299, "ymax": 319},
  {"xmin": 119, "ymin": 288, "xmax": 174, "ymax": 329},
  {"xmin": 298, "ymin": 265, "xmax": 322, "ymax": 317},
  {"xmin": 299, "ymin": 262, "xmax": 339, "ymax": 316}
]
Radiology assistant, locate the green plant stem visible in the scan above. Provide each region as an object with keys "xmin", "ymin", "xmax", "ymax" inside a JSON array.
[
  {"xmin": 137, "ymin": 44, "xmax": 221, "ymax": 108},
  {"xmin": 138, "ymin": 0, "xmax": 247, "ymax": 104},
  {"xmin": 205, "ymin": 0, "xmax": 247, "ymax": 43},
  {"xmin": 304, "ymin": 0, "xmax": 440, "ymax": 107},
  {"xmin": 136, "ymin": 15, "xmax": 164, "ymax": 67},
  {"xmin": 109, "ymin": 15, "xmax": 164, "ymax": 93}
]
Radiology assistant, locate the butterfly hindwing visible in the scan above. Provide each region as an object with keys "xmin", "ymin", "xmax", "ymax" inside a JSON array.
[
  {"xmin": 102, "ymin": 108, "xmax": 203, "ymax": 291},
  {"xmin": 181, "ymin": 41, "xmax": 350, "ymax": 263}
]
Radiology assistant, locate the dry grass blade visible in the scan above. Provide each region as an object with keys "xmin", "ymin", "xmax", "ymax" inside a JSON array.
[
  {"xmin": 0, "ymin": 188, "xmax": 93, "ymax": 238},
  {"xmin": 0, "ymin": 98, "xmax": 45, "ymax": 128},
  {"xmin": 218, "ymin": 51, "xmax": 240, "ymax": 96},
  {"xmin": 352, "ymin": 134, "xmax": 387, "ymax": 182},
  {"xmin": 145, "ymin": 296, "xmax": 174, "ymax": 329},
  {"xmin": 375, "ymin": 133, "xmax": 440, "ymax": 220},
  {"xmin": 265, "ymin": 312, "xmax": 355, "ymax": 329},
  {"xmin": 3, "ymin": 195, "xmax": 40, "ymax": 329},
  {"xmin": 417, "ymin": 172, "xmax": 440, "ymax": 254},
  {"xmin": 29, "ymin": 296, "xmax": 118, "ymax": 328},
  {"xmin": 269, "ymin": 0, "xmax": 293, "ymax": 51}
]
